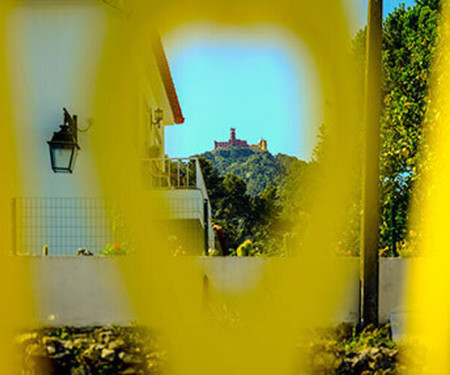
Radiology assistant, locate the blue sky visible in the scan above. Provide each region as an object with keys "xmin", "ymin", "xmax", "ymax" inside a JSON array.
[{"xmin": 164, "ymin": 0, "xmax": 416, "ymax": 160}]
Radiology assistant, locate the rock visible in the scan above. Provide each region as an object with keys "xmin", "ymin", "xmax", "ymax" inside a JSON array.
[
  {"xmin": 108, "ymin": 339, "xmax": 125, "ymax": 351},
  {"xmin": 46, "ymin": 345, "xmax": 56, "ymax": 355},
  {"xmin": 42, "ymin": 336, "xmax": 64, "ymax": 350},
  {"xmin": 76, "ymin": 247, "xmax": 94, "ymax": 256},
  {"xmin": 73, "ymin": 338, "xmax": 89, "ymax": 348},
  {"xmin": 51, "ymin": 350, "xmax": 71, "ymax": 360},
  {"xmin": 95, "ymin": 343, "xmax": 106, "ymax": 351},
  {"xmin": 98, "ymin": 330, "xmax": 113, "ymax": 344},
  {"xmin": 101, "ymin": 348, "xmax": 116, "ymax": 361},
  {"xmin": 120, "ymin": 353, "xmax": 142, "ymax": 365},
  {"xmin": 63, "ymin": 340, "xmax": 74, "ymax": 350},
  {"xmin": 82, "ymin": 346, "xmax": 100, "ymax": 362}
]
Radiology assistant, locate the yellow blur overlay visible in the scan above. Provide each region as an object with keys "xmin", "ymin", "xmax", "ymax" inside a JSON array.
[
  {"xmin": 408, "ymin": 2, "xmax": 450, "ymax": 373},
  {"xmin": 90, "ymin": 2, "xmax": 360, "ymax": 375},
  {"xmin": 1, "ymin": 0, "xmax": 361, "ymax": 374},
  {"xmin": 0, "ymin": 2, "xmax": 34, "ymax": 374}
]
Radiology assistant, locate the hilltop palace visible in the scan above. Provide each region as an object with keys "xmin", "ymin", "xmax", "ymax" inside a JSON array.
[{"xmin": 214, "ymin": 128, "xmax": 268, "ymax": 152}]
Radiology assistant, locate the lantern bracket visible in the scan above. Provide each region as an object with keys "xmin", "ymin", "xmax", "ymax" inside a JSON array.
[{"xmin": 63, "ymin": 108, "xmax": 78, "ymax": 142}]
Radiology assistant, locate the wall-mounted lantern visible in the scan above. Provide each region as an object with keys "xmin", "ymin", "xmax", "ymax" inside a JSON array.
[{"xmin": 47, "ymin": 108, "xmax": 80, "ymax": 173}]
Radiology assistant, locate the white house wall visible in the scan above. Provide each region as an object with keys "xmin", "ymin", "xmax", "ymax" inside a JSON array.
[
  {"xmin": 5, "ymin": 2, "xmax": 175, "ymax": 198},
  {"xmin": 6, "ymin": 2, "xmax": 111, "ymax": 198},
  {"xmin": 158, "ymin": 190, "xmax": 206, "ymax": 223}
]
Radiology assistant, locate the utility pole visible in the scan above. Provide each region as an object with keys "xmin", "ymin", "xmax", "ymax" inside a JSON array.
[{"xmin": 360, "ymin": 0, "xmax": 382, "ymax": 328}]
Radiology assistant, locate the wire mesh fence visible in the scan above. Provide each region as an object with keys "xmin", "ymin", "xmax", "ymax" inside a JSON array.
[
  {"xmin": 12, "ymin": 195, "xmax": 212, "ymax": 256},
  {"xmin": 12, "ymin": 197, "xmax": 117, "ymax": 256}
]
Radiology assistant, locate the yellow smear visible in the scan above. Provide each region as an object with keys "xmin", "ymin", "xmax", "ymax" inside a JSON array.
[
  {"xmin": 1, "ymin": 0, "xmax": 362, "ymax": 374},
  {"xmin": 407, "ymin": 2, "xmax": 450, "ymax": 373}
]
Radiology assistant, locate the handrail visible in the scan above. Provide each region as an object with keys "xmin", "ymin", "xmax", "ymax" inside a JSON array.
[
  {"xmin": 144, "ymin": 157, "xmax": 197, "ymax": 189},
  {"xmin": 144, "ymin": 157, "xmax": 209, "ymax": 196}
]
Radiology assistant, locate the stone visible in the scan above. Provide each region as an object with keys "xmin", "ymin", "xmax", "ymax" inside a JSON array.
[
  {"xmin": 63, "ymin": 340, "xmax": 74, "ymax": 350},
  {"xmin": 121, "ymin": 353, "xmax": 142, "ymax": 365},
  {"xmin": 76, "ymin": 247, "xmax": 94, "ymax": 256},
  {"xmin": 108, "ymin": 339, "xmax": 125, "ymax": 350},
  {"xmin": 46, "ymin": 345, "xmax": 56, "ymax": 355},
  {"xmin": 82, "ymin": 346, "xmax": 100, "ymax": 362},
  {"xmin": 101, "ymin": 348, "xmax": 116, "ymax": 361}
]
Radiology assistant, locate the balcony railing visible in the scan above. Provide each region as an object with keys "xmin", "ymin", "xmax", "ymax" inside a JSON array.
[{"xmin": 143, "ymin": 157, "xmax": 208, "ymax": 196}]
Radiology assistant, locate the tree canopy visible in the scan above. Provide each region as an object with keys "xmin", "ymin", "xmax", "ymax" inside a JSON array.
[
  {"xmin": 379, "ymin": 0, "xmax": 440, "ymax": 255},
  {"xmin": 323, "ymin": 0, "xmax": 441, "ymax": 255},
  {"xmin": 199, "ymin": 148, "xmax": 296, "ymax": 196},
  {"xmin": 198, "ymin": 154, "xmax": 311, "ymax": 255}
]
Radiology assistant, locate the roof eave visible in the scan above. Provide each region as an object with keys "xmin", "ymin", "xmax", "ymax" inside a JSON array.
[{"xmin": 151, "ymin": 34, "xmax": 185, "ymax": 125}]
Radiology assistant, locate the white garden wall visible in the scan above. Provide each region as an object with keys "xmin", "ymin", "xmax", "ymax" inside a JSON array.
[{"xmin": 30, "ymin": 257, "xmax": 412, "ymax": 326}]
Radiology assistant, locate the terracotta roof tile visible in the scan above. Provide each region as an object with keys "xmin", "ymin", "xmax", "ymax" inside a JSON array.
[{"xmin": 151, "ymin": 34, "xmax": 185, "ymax": 124}]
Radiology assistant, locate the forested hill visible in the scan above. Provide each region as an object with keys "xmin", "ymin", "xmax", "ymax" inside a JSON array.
[{"xmin": 196, "ymin": 147, "xmax": 307, "ymax": 196}]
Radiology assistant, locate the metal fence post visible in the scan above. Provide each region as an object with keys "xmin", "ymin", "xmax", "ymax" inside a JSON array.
[{"xmin": 360, "ymin": 0, "xmax": 382, "ymax": 328}]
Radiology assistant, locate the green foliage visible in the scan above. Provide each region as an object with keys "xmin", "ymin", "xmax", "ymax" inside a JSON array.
[
  {"xmin": 236, "ymin": 239, "xmax": 252, "ymax": 256},
  {"xmin": 200, "ymin": 147, "xmax": 256, "ymax": 174},
  {"xmin": 313, "ymin": 0, "xmax": 441, "ymax": 256},
  {"xmin": 100, "ymin": 242, "xmax": 129, "ymax": 256},
  {"xmin": 377, "ymin": 0, "xmax": 441, "ymax": 255},
  {"xmin": 199, "ymin": 154, "xmax": 310, "ymax": 256},
  {"xmin": 303, "ymin": 324, "xmax": 400, "ymax": 374},
  {"xmin": 17, "ymin": 326, "xmax": 165, "ymax": 374},
  {"xmin": 199, "ymin": 1, "xmax": 442, "ymax": 257},
  {"xmin": 207, "ymin": 248, "xmax": 221, "ymax": 256},
  {"xmin": 302, "ymin": 323, "xmax": 428, "ymax": 374},
  {"xmin": 16, "ymin": 324, "xmax": 423, "ymax": 374},
  {"xmin": 199, "ymin": 148, "xmax": 296, "ymax": 196},
  {"xmin": 277, "ymin": 158, "xmax": 313, "ymax": 226},
  {"xmin": 198, "ymin": 158, "xmax": 253, "ymax": 252}
]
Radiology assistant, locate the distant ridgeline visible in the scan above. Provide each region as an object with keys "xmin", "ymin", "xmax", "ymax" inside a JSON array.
[{"xmin": 197, "ymin": 128, "xmax": 306, "ymax": 196}]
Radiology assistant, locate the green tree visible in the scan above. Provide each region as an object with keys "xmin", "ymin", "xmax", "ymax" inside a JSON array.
[
  {"xmin": 312, "ymin": 0, "xmax": 441, "ymax": 256},
  {"xmin": 199, "ymin": 155, "xmax": 304, "ymax": 255},
  {"xmin": 250, "ymin": 185, "xmax": 283, "ymax": 255},
  {"xmin": 378, "ymin": 0, "xmax": 440, "ymax": 255},
  {"xmin": 198, "ymin": 150, "xmax": 313, "ymax": 255},
  {"xmin": 198, "ymin": 148, "xmax": 298, "ymax": 196},
  {"xmin": 197, "ymin": 157, "xmax": 225, "ymax": 210}
]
